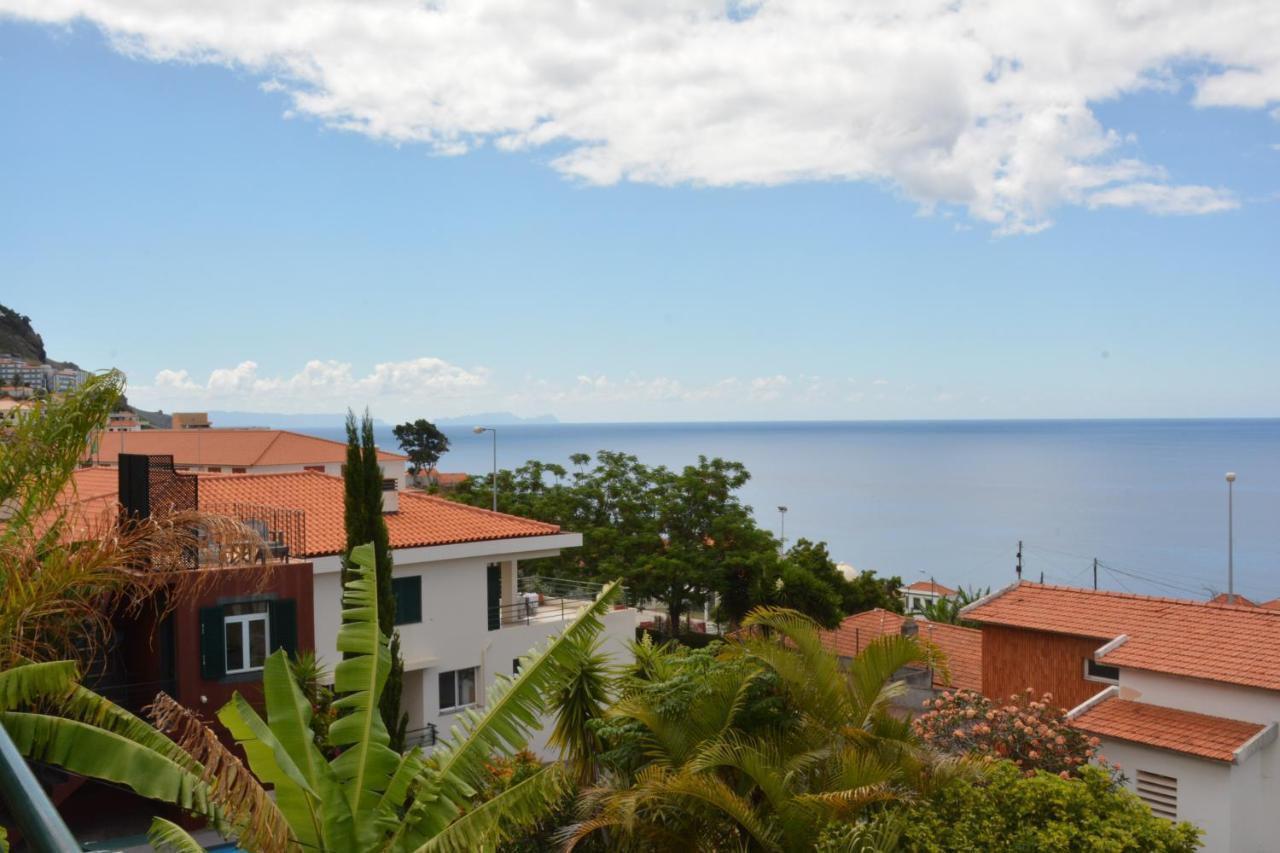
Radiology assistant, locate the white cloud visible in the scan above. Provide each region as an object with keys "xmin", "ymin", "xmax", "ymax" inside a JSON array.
[
  {"xmin": 5, "ymin": 0, "xmax": 1276, "ymax": 232},
  {"xmin": 134, "ymin": 357, "xmax": 490, "ymax": 412}
]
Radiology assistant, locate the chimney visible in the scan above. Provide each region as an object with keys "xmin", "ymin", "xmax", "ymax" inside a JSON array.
[
  {"xmin": 899, "ymin": 615, "xmax": 919, "ymax": 639},
  {"xmin": 381, "ymin": 477, "xmax": 399, "ymax": 514}
]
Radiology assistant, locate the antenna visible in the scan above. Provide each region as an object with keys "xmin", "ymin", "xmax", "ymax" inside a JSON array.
[{"xmin": 1015, "ymin": 540, "xmax": 1023, "ymax": 580}]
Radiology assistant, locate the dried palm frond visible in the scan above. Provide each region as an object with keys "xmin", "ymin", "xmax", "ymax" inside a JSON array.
[{"xmin": 147, "ymin": 692, "xmax": 297, "ymax": 853}]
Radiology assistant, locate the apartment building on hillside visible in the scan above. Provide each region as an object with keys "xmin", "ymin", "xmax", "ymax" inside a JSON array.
[{"xmin": 964, "ymin": 582, "xmax": 1280, "ymax": 853}]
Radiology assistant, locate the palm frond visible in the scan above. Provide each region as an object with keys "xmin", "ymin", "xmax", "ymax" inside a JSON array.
[{"xmin": 147, "ymin": 818, "xmax": 206, "ymax": 853}]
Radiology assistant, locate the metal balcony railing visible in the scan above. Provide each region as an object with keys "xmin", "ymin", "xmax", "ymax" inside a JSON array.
[
  {"xmin": 200, "ymin": 501, "xmax": 308, "ymax": 566},
  {"xmin": 493, "ymin": 576, "xmax": 627, "ymax": 628}
]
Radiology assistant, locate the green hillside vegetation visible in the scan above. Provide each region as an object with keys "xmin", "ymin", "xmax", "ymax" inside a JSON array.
[{"xmin": 0, "ymin": 304, "xmax": 47, "ymax": 362}]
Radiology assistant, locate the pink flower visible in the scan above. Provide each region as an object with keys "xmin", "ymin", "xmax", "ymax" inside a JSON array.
[{"xmin": 1059, "ymin": 770, "xmax": 1070, "ymax": 779}]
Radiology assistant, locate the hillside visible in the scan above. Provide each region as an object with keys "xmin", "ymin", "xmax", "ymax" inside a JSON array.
[{"xmin": 0, "ymin": 304, "xmax": 47, "ymax": 362}]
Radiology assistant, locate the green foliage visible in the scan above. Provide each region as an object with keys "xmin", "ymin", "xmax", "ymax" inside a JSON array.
[
  {"xmin": 451, "ymin": 452, "xmax": 883, "ymax": 633},
  {"xmin": 343, "ymin": 409, "xmax": 406, "ymax": 752},
  {"xmin": 8, "ymin": 544, "xmax": 625, "ymax": 853},
  {"xmin": 393, "ymin": 418, "xmax": 451, "ymax": 478},
  {"xmin": 898, "ymin": 762, "xmax": 1202, "ymax": 852},
  {"xmin": 917, "ymin": 585, "xmax": 989, "ymax": 625}
]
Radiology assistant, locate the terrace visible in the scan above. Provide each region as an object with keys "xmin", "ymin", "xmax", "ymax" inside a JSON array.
[{"xmin": 491, "ymin": 575, "xmax": 625, "ymax": 628}]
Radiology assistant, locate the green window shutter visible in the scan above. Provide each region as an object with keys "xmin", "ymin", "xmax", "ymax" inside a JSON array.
[
  {"xmin": 487, "ymin": 563, "xmax": 501, "ymax": 631},
  {"xmin": 392, "ymin": 576, "xmax": 422, "ymax": 626},
  {"xmin": 199, "ymin": 605, "xmax": 226, "ymax": 680},
  {"xmin": 269, "ymin": 599, "xmax": 298, "ymax": 658}
]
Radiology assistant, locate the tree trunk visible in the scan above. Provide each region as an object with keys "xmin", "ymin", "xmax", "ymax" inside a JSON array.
[{"xmin": 668, "ymin": 592, "xmax": 681, "ymax": 637}]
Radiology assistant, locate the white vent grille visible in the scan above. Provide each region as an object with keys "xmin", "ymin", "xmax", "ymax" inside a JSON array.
[{"xmin": 1136, "ymin": 770, "xmax": 1178, "ymax": 820}]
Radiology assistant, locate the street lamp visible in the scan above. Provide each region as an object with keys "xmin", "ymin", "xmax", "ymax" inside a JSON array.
[
  {"xmin": 1226, "ymin": 472, "xmax": 1237, "ymax": 604},
  {"xmin": 777, "ymin": 506, "xmax": 788, "ymax": 554},
  {"xmin": 474, "ymin": 426, "xmax": 497, "ymax": 511}
]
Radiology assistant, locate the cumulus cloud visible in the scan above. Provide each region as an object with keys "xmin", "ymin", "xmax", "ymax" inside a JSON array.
[
  {"xmin": 136, "ymin": 357, "xmax": 489, "ymax": 412},
  {"xmin": 5, "ymin": 0, "xmax": 1276, "ymax": 231}
]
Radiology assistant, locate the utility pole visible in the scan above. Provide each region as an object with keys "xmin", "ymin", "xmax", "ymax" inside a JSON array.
[
  {"xmin": 1039, "ymin": 571, "xmax": 1044, "ymax": 584},
  {"xmin": 1226, "ymin": 473, "xmax": 1236, "ymax": 604},
  {"xmin": 1093, "ymin": 558, "xmax": 1098, "ymax": 591},
  {"xmin": 1015, "ymin": 540, "xmax": 1022, "ymax": 580}
]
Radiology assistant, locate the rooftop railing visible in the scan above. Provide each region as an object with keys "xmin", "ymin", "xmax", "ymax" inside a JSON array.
[{"xmin": 493, "ymin": 575, "xmax": 628, "ymax": 628}]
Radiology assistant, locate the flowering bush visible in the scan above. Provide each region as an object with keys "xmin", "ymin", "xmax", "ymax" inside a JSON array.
[{"xmin": 913, "ymin": 687, "xmax": 1111, "ymax": 778}]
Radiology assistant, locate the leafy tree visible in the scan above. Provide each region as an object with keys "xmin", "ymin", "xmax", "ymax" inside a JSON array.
[
  {"xmin": 3, "ymin": 545, "xmax": 625, "ymax": 852},
  {"xmin": 393, "ymin": 418, "xmax": 451, "ymax": 480},
  {"xmin": 344, "ymin": 409, "xmax": 406, "ymax": 752},
  {"xmin": 559, "ymin": 607, "xmax": 971, "ymax": 850},
  {"xmin": 896, "ymin": 761, "xmax": 1201, "ymax": 852},
  {"xmin": 919, "ymin": 585, "xmax": 990, "ymax": 625}
]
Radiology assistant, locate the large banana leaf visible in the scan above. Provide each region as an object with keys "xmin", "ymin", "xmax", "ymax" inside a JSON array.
[
  {"xmin": 395, "ymin": 580, "xmax": 620, "ymax": 850},
  {"xmin": 0, "ymin": 660, "xmax": 78, "ymax": 709},
  {"xmin": 328, "ymin": 543, "xmax": 403, "ymax": 849},
  {"xmin": 148, "ymin": 818, "xmax": 206, "ymax": 853},
  {"xmin": 415, "ymin": 764, "xmax": 569, "ymax": 853}
]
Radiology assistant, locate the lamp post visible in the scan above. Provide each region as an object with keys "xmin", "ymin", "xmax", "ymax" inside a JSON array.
[
  {"xmin": 474, "ymin": 426, "xmax": 497, "ymax": 511},
  {"xmin": 777, "ymin": 506, "xmax": 788, "ymax": 555},
  {"xmin": 1226, "ymin": 472, "xmax": 1237, "ymax": 604}
]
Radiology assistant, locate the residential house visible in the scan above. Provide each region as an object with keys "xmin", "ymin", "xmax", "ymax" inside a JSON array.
[
  {"xmin": 901, "ymin": 579, "xmax": 958, "ymax": 613},
  {"xmin": 86, "ymin": 427, "xmax": 408, "ymax": 486},
  {"xmin": 194, "ymin": 469, "xmax": 634, "ymax": 752},
  {"xmin": 820, "ymin": 609, "xmax": 982, "ymax": 711},
  {"xmin": 171, "ymin": 411, "xmax": 212, "ymax": 429},
  {"xmin": 963, "ymin": 582, "xmax": 1280, "ymax": 852},
  {"xmin": 106, "ymin": 411, "xmax": 142, "ymax": 432}
]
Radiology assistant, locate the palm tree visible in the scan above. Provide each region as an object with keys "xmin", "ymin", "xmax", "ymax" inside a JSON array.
[
  {"xmin": 560, "ymin": 607, "xmax": 975, "ymax": 851},
  {"xmin": 0, "ymin": 370, "xmax": 252, "ymax": 669},
  {"xmin": 3, "ymin": 544, "xmax": 622, "ymax": 852}
]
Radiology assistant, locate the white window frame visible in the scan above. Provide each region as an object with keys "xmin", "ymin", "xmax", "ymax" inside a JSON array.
[
  {"xmin": 1083, "ymin": 657, "xmax": 1120, "ymax": 684},
  {"xmin": 225, "ymin": 608, "xmax": 270, "ymax": 675},
  {"xmin": 438, "ymin": 666, "xmax": 480, "ymax": 713}
]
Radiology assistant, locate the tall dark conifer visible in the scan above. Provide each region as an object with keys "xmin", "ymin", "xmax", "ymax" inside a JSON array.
[{"xmin": 343, "ymin": 409, "xmax": 408, "ymax": 751}]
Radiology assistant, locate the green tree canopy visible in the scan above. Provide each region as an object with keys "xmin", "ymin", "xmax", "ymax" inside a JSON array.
[{"xmin": 393, "ymin": 419, "xmax": 451, "ymax": 479}]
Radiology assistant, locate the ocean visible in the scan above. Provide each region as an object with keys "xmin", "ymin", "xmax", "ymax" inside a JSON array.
[{"xmin": 298, "ymin": 420, "xmax": 1280, "ymax": 602}]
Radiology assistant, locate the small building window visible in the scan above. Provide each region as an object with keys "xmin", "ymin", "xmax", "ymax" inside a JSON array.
[
  {"xmin": 439, "ymin": 667, "xmax": 478, "ymax": 712},
  {"xmin": 207, "ymin": 466, "xmax": 222, "ymax": 473},
  {"xmin": 224, "ymin": 602, "xmax": 270, "ymax": 674},
  {"xmin": 303, "ymin": 465, "xmax": 325, "ymax": 473},
  {"xmin": 1135, "ymin": 770, "xmax": 1177, "ymax": 819},
  {"xmin": 231, "ymin": 467, "xmax": 247, "ymax": 474},
  {"xmin": 392, "ymin": 576, "xmax": 422, "ymax": 625},
  {"xmin": 1085, "ymin": 659, "xmax": 1120, "ymax": 683}
]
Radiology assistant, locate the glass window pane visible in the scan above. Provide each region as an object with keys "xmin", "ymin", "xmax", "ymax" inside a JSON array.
[
  {"xmin": 225, "ymin": 621, "xmax": 244, "ymax": 672},
  {"xmin": 439, "ymin": 671, "xmax": 456, "ymax": 710},
  {"xmin": 225, "ymin": 601, "xmax": 269, "ymax": 617},
  {"xmin": 459, "ymin": 668, "xmax": 476, "ymax": 706},
  {"xmin": 248, "ymin": 617, "xmax": 268, "ymax": 669}
]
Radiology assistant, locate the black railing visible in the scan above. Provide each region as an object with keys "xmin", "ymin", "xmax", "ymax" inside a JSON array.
[
  {"xmin": 201, "ymin": 501, "xmax": 307, "ymax": 565},
  {"xmin": 405, "ymin": 724, "xmax": 438, "ymax": 749}
]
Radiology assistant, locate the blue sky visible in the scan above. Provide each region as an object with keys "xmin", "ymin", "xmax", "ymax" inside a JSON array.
[{"xmin": 1, "ymin": 10, "xmax": 1278, "ymax": 422}]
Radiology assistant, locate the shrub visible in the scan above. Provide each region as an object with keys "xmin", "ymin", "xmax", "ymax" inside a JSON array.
[
  {"xmin": 914, "ymin": 687, "xmax": 1109, "ymax": 778},
  {"xmin": 897, "ymin": 762, "xmax": 1200, "ymax": 852}
]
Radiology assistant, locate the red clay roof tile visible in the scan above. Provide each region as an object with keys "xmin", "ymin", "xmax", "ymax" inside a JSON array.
[
  {"xmin": 820, "ymin": 609, "xmax": 983, "ymax": 692},
  {"xmin": 1072, "ymin": 696, "xmax": 1265, "ymax": 763},
  {"xmin": 87, "ymin": 429, "xmax": 406, "ymax": 467}
]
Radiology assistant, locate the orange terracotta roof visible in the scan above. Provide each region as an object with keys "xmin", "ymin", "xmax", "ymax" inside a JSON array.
[
  {"xmin": 820, "ymin": 609, "xmax": 983, "ymax": 692},
  {"xmin": 1072, "ymin": 696, "xmax": 1266, "ymax": 763},
  {"xmin": 87, "ymin": 428, "xmax": 406, "ymax": 467},
  {"xmin": 964, "ymin": 581, "xmax": 1280, "ymax": 692},
  {"xmin": 1261, "ymin": 598, "xmax": 1280, "ymax": 611},
  {"xmin": 197, "ymin": 471, "xmax": 559, "ymax": 556},
  {"xmin": 1209, "ymin": 592, "xmax": 1258, "ymax": 607},
  {"xmin": 904, "ymin": 580, "xmax": 958, "ymax": 596}
]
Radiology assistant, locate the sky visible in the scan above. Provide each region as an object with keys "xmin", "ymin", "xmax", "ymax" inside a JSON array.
[{"xmin": 1, "ymin": 2, "xmax": 1277, "ymax": 423}]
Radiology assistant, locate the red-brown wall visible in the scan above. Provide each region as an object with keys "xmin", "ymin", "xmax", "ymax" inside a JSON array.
[
  {"xmin": 172, "ymin": 561, "xmax": 315, "ymax": 715},
  {"xmin": 980, "ymin": 625, "xmax": 1112, "ymax": 709}
]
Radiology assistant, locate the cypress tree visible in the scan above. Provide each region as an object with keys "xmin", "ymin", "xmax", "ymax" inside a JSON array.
[{"xmin": 343, "ymin": 409, "xmax": 408, "ymax": 751}]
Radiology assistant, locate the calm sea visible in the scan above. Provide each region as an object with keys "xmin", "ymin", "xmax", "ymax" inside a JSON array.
[{"xmin": 299, "ymin": 420, "xmax": 1280, "ymax": 602}]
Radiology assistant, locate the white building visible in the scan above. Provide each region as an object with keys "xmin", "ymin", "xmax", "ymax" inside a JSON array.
[
  {"xmin": 194, "ymin": 470, "xmax": 635, "ymax": 754},
  {"xmin": 901, "ymin": 579, "xmax": 957, "ymax": 613}
]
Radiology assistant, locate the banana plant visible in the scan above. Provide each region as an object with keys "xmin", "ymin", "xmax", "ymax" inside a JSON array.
[{"xmin": 2, "ymin": 543, "xmax": 621, "ymax": 852}]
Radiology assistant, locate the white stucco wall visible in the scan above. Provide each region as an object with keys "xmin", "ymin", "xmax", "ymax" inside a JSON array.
[
  {"xmin": 1097, "ymin": 739, "xmax": 1233, "ymax": 851},
  {"xmin": 1105, "ymin": 668, "xmax": 1280, "ymax": 853},
  {"xmin": 310, "ymin": 534, "xmax": 632, "ymax": 759}
]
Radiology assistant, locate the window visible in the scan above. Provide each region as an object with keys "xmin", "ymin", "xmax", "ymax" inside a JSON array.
[
  {"xmin": 199, "ymin": 599, "xmax": 297, "ymax": 680},
  {"xmin": 231, "ymin": 467, "xmax": 247, "ymax": 474},
  {"xmin": 1085, "ymin": 658, "xmax": 1120, "ymax": 683},
  {"xmin": 207, "ymin": 466, "xmax": 222, "ymax": 473},
  {"xmin": 303, "ymin": 465, "xmax": 325, "ymax": 473},
  {"xmin": 224, "ymin": 602, "xmax": 270, "ymax": 674},
  {"xmin": 1135, "ymin": 770, "xmax": 1177, "ymax": 819},
  {"xmin": 912, "ymin": 596, "xmax": 923, "ymax": 611},
  {"xmin": 439, "ymin": 667, "xmax": 478, "ymax": 712},
  {"xmin": 392, "ymin": 576, "xmax": 422, "ymax": 625}
]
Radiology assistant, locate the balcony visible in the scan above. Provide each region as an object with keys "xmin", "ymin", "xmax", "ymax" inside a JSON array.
[
  {"xmin": 491, "ymin": 575, "xmax": 624, "ymax": 628},
  {"xmin": 200, "ymin": 501, "xmax": 307, "ymax": 566}
]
